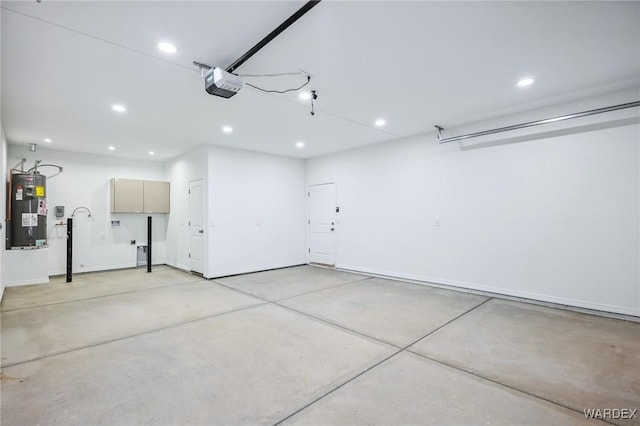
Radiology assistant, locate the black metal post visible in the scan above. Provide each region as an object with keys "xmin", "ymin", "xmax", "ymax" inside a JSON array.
[
  {"xmin": 147, "ymin": 216, "xmax": 152, "ymax": 273},
  {"xmin": 66, "ymin": 217, "xmax": 72, "ymax": 282}
]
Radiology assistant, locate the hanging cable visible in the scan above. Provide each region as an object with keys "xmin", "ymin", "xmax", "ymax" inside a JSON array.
[
  {"xmin": 193, "ymin": 61, "xmax": 311, "ymax": 94},
  {"xmin": 240, "ymin": 71, "xmax": 308, "ymax": 77},
  {"xmin": 245, "ymin": 75, "xmax": 311, "ymax": 94}
]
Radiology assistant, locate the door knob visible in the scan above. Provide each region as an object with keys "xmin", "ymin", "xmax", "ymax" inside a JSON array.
[
  {"xmin": 198, "ymin": 229, "xmax": 204, "ymax": 234},
  {"xmin": 330, "ymin": 228, "xmax": 334, "ymax": 231}
]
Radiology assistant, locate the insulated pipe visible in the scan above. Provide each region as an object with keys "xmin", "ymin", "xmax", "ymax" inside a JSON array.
[
  {"xmin": 435, "ymin": 100, "xmax": 640, "ymax": 144},
  {"xmin": 26, "ymin": 163, "xmax": 63, "ymax": 174},
  {"xmin": 7, "ymin": 173, "xmax": 13, "ymax": 224},
  {"xmin": 225, "ymin": 1, "xmax": 321, "ymax": 73}
]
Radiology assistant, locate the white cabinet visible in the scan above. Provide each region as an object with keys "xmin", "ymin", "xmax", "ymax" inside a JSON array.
[
  {"xmin": 110, "ymin": 179, "xmax": 170, "ymax": 213},
  {"xmin": 143, "ymin": 180, "xmax": 170, "ymax": 213},
  {"xmin": 110, "ymin": 179, "xmax": 143, "ymax": 213}
]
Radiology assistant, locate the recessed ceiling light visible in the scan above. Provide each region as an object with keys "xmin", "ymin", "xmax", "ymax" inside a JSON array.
[
  {"xmin": 108, "ymin": 146, "xmax": 115, "ymax": 151},
  {"xmin": 296, "ymin": 141, "xmax": 305, "ymax": 148},
  {"xmin": 375, "ymin": 119, "xmax": 386, "ymax": 127},
  {"xmin": 517, "ymin": 77, "xmax": 535, "ymax": 87},
  {"xmin": 112, "ymin": 104, "xmax": 127, "ymax": 113},
  {"xmin": 44, "ymin": 138, "xmax": 52, "ymax": 143},
  {"xmin": 157, "ymin": 42, "xmax": 177, "ymax": 54},
  {"xmin": 299, "ymin": 92, "xmax": 311, "ymax": 100},
  {"xmin": 149, "ymin": 151, "xmax": 155, "ymax": 156},
  {"xmin": 222, "ymin": 126, "xmax": 233, "ymax": 134}
]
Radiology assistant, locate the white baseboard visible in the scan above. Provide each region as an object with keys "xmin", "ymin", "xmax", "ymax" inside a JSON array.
[
  {"xmin": 5, "ymin": 276, "xmax": 50, "ymax": 287},
  {"xmin": 49, "ymin": 262, "xmax": 138, "ymax": 277},
  {"xmin": 337, "ymin": 264, "xmax": 640, "ymax": 318},
  {"xmin": 173, "ymin": 263, "xmax": 190, "ymax": 272},
  {"xmin": 208, "ymin": 261, "xmax": 307, "ymax": 279}
]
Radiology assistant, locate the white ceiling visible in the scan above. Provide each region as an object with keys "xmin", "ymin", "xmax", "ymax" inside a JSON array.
[{"xmin": 2, "ymin": 1, "xmax": 639, "ymax": 161}]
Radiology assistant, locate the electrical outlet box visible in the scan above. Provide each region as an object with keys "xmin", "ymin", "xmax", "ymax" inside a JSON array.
[{"xmin": 55, "ymin": 206, "xmax": 65, "ymax": 218}]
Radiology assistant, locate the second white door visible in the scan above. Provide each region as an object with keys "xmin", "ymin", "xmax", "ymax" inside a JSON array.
[
  {"xmin": 189, "ymin": 179, "xmax": 204, "ymax": 274},
  {"xmin": 309, "ymin": 183, "xmax": 336, "ymax": 266}
]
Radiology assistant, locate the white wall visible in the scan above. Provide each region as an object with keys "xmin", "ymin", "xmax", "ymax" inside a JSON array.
[
  {"xmin": 165, "ymin": 145, "xmax": 208, "ymax": 272},
  {"xmin": 208, "ymin": 146, "xmax": 306, "ymax": 277},
  {"xmin": 0, "ymin": 6, "xmax": 5, "ymax": 298},
  {"xmin": 1, "ymin": 125, "xmax": 7, "ymax": 298},
  {"xmin": 4, "ymin": 141, "xmax": 307, "ymax": 284},
  {"xmin": 306, "ymin": 91, "xmax": 640, "ymax": 316},
  {"xmin": 4, "ymin": 88, "xmax": 636, "ymax": 315},
  {"xmin": 5, "ymin": 146, "xmax": 168, "ymax": 282},
  {"xmin": 165, "ymin": 145, "xmax": 307, "ymax": 278}
]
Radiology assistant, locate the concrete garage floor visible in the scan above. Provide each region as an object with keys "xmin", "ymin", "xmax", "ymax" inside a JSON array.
[{"xmin": 1, "ymin": 265, "xmax": 638, "ymax": 425}]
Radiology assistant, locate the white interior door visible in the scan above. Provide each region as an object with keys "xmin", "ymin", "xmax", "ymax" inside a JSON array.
[
  {"xmin": 189, "ymin": 179, "xmax": 204, "ymax": 274},
  {"xmin": 309, "ymin": 183, "xmax": 336, "ymax": 266}
]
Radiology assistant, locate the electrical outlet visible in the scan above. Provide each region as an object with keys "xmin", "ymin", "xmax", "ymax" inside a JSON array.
[{"xmin": 435, "ymin": 218, "xmax": 441, "ymax": 227}]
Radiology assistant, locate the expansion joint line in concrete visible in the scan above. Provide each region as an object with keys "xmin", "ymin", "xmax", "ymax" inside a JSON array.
[
  {"xmin": 273, "ymin": 292, "xmax": 618, "ymax": 426},
  {"xmin": 210, "ymin": 276, "xmax": 373, "ymax": 305},
  {"xmin": 271, "ymin": 277, "xmax": 374, "ymax": 303},
  {"xmin": 212, "ymin": 279, "xmax": 398, "ymax": 349},
  {"xmin": 272, "ymin": 297, "xmax": 493, "ymax": 425},
  {"xmin": 3, "ymin": 275, "xmax": 618, "ymax": 426},
  {"xmin": 407, "ymin": 350, "xmax": 620, "ymax": 426},
  {"xmin": 0, "ymin": 301, "xmax": 268, "ymax": 369},
  {"xmin": 1, "ymin": 279, "xmax": 206, "ymax": 313},
  {"xmin": 1, "ymin": 276, "xmax": 365, "ymax": 368}
]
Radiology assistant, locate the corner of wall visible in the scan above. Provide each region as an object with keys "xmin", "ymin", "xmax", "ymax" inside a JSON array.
[
  {"xmin": 165, "ymin": 145, "xmax": 209, "ymax": 276},
  {"xmin": 0, "ymin": 2, "xmax": 4, "ymax": 300},
  {"xmin": 1, "ymin": 124, "xmax": 7, "ymax": 300}
]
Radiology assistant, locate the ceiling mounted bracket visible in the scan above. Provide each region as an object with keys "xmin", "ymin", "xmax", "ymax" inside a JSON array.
[
  {"xmin": 434, "ymin": 125, "xmax": 445, "ymax": 141},
  {"xmin": 193, "ymin": 61, "xmax": 212, "ymax": 78},
  {"xmin": 310, "ymin": 90, "xmax": 317, "ymax": 115}
]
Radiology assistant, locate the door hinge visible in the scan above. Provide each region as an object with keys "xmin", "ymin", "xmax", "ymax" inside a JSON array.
[
  {"xmin": 308, "ymin": 220, "xmax": 310, "ymax": 225},
  {"xmin": 188, "ymin": 189, "xmax": 191, "ymax": 194},
  {"xmin": 188, "ymin": 221, "xmax": 191, "ymax": 226},
  {"xmin": 308, "ymin": 248, "xmax": 310, "ymax": 253},
  {"xmin": 189, "ymin": 253, "xmax": 191, "ymax": 258},
  {"xmin": 308, "ymin": 192, "xmax": 310, "ymax": 196}
]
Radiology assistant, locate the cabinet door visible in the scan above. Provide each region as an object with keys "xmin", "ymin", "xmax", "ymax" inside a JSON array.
[
  {"xmin": 143, "ymin": 181, "xmax": 170, "ymax": 213},
  {"xmin": 111, "ymin": 179, "xmax": 144, "ymax": 213}
]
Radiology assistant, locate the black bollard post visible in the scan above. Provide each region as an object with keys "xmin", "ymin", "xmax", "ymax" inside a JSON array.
[
  {"xmin": 147, "ymin": 216, "xmax": 152, "ymax": 273},
  {"xmin": 66, "ymin": 217, "xmax": 73, "ymax": 282}
]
